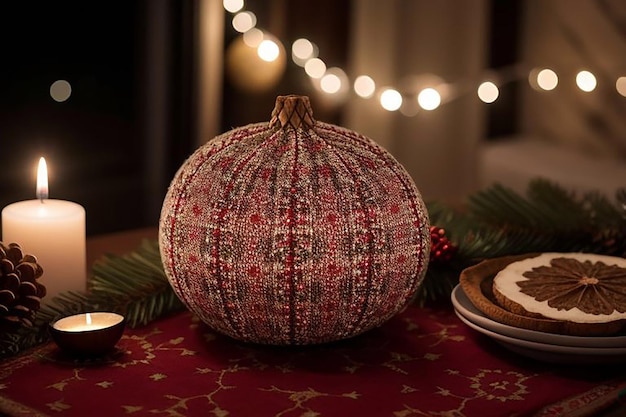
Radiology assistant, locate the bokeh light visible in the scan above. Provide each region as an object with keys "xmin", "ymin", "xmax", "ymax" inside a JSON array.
[
  {"xmin": 320, "ymin": 73, "xmax": 341, "ymax": 94},
  {"xmin": 50, "ymin": 80, "xmax": 72, "ymax": 102},
  {"xmin": 417, "ymin": 87, "xmax": 441, "ymax": 110},
  {"xmin": 292, "ymin": 38, "xmax": 316, "ymax": 67},
  {"xmin": 232, "ymin": 11, "xmax": 256, "ymax": 33},
  {"xmin": 536, "ymin": 68, "xmax": 558, "ymax": 91},
  {"xmin": 576, "ymin": 70, "xmax": 597, "ymax": 92},
  {"xmin": 353, "ymin": 75, "xmax": 376, "ymax": 98},
  {"xmin": 380, "ymin": 88, "xmax": 402, "ymax": 111},
  {"xmin": 223, "ymin": 0, "xmax": 244, "ymax": 13},
  {"xmin": 226, "ymin": 35, "xmax": 286, "ymax": 92},
  {"xmin": 242, "ymin": 27, "xmax": 263, "ymax": 47},
  {"xmin": 477, "ymin": 81, "xmax": 499, "ymax": 103},
  {"xmin": 304, "ymin": 58, "xmax": 326, "ymax": 79},
  {"xmin": 319, "ymin": 67, "xmax": 348, "ymax": 95},
  {"xmin": 257, "ymin": 39, "xmax": 280, "ymax": 62},
  {"xmin": 616, "ymin": 77, "xmax": 626, "ymax": 97}
]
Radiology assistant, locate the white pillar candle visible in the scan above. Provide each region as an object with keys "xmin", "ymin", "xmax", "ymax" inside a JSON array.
[{"xmin": 1, "ymin": 157, "xmax": 86, "ymax": 302}]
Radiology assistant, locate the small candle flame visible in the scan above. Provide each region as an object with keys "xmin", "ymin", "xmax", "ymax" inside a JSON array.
[
  {"xmin": 36, "ymin": 157, "xmax": 49, "ymax": 201},
  {"xmin": 86, "ymin": 312, "xmax": 92, "ymax": 326}
]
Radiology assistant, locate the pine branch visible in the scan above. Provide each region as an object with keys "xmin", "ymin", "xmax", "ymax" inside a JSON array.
[
  {"xmin": 463, "ymin": 179, "xmax": 626, "ymax": 255},
  {"xmin": 84, "ymin": 239, "xmax": 186, "ymax": 327},
  {"xmin": 416, "ymin": 179, "xmax": 626, "ymax": 306},
  {"xmin": 0, "ymin": 239, "xmax": 185, "ymax": 359}
]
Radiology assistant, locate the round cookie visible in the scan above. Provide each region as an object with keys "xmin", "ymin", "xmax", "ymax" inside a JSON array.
[{"xmin": 493, "ymin": 253, "xmax": 626, "ymax": 330}]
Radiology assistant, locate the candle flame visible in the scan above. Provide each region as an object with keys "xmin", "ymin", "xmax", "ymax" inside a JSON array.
[
  {"xmin": 86, "ymin": 312, "xmax": 92, "ymax": 326},
  {"xmin": 36, "ymin": 157, "xmax": 49, "ymax": 201}
]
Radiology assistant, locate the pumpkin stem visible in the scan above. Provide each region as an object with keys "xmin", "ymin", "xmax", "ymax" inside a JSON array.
[{"xmin": 270, "ymin": 95, "xmax": 315, "ymax": 130}]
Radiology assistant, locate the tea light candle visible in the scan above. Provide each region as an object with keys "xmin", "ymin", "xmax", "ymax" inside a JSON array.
[
  {"xmin": 1, "ymin": 157, "xmax": 86, "ymax": 302},
  {"xmin": 50, "ymin": 312, "xmax": 126, "ymax": 356}
]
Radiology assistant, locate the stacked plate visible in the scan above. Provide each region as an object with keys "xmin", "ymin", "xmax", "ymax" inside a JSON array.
[{"xmin": 451, "ymin": 284, "xmax": 626, "ymax": 364}]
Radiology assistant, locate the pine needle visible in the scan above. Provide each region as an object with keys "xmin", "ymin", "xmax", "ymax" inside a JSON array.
[{"xmin": 415, "ymin": 179, "xmax": 626, "ymax": 306}]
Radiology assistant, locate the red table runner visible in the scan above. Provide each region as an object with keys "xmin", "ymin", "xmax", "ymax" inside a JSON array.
[{"xmin": 1, "ymin": 305, "xmax": 624, "ymax": 417}]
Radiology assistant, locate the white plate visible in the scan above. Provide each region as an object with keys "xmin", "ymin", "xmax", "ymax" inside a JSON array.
[
  {"xmin": 454, "ymin": 310, "xmax": 626, "ymax": 364},
  {"xmin": 451, "ymin": 285, "xmax": 626, "ymax": 348}
]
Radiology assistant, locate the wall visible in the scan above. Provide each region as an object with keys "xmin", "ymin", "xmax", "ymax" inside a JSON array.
[
  {"xmin": 519, "ymin": 0, "xmax": 626, "ymax": 158},
  {"xmin": 480, "ymin": 0, "xmax": 626, "ymax": 199}
]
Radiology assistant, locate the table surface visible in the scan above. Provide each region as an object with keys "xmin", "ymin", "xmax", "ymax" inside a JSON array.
[
  {"xmin": 1, "ymin": 228, "xmax": 625, "ymax": 417},
  {"xmin": 85, "ymin": 227, "xmax": 158, "ymax": 268}
]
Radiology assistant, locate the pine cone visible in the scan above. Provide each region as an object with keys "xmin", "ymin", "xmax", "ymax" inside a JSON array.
[{"xmin": 0, "ymin": 242, "xmax": 46, "ymax": 331}]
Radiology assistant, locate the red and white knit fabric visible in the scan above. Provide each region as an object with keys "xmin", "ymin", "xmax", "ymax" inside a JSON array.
[{"xmin": 159, "ymin": 96, "xmax": 430, "ymax": 345}]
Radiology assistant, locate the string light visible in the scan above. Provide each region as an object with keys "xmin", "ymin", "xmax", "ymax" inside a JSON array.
[
  {"xmin": 380, "ymin": 89, "xmax": 402, "ymax": 111},
  {"xmin": 232, "ymin": 11, "xmax": 256, "ymax": 33},
  {"xmin": 354, "ymin": 75, "xmax": 376, "ymax": 98},
  {"xmin": 319, "ymin": 67, "xmax": 348, "ymax": 94},
  {"xmin": 477, "ymin": 81, "xmax": 499, "ymax": 103},
  {"xmin": 50, "ymin": 80, "xmax": 72, "ymax": 103},
  {"xmin": 223, "ymin": 0, "xmax": 244, "ymax": 14},
  {"xmin": 222, "ymin": 4, "xmax": 625, "ymax": 115},
  {"xmin": 243, "ymin": 27, "xmax": 263, "ymax": 47},
  {"xmin": 292, "ymin": 38, "xmax": 317, "ymax": 67},
  {"xmin": 320, "ymin": 73, "xmax": 341, "ymax": 93},
  {"xmin": 576, "ymin": 70, "xmax": 597, "ymax": 92},
  {"xmin": 617, "ymin": 77, "xmax": 626, "ymax": 98},
  {"xmin": 304, "ymin": 58, "xmax": 326, "ymax": 79},
  {"xmin": 536, "ymin": 68, "xmax": 558, "ymax": 91},
  {"xmin": 417, "ymin": 88, "xmax": 441, "ymax": 111},
  {"xmin": 258, "ymin": 39, "xmax": 280, "ymax": 62}
]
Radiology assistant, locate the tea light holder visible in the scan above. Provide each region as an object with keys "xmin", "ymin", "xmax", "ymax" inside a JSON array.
[{"xmin": 49, "ymin": 312, "xmax": 126, "ymax": 356}]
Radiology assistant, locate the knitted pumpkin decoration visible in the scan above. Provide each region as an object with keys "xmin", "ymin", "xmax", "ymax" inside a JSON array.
[{"xmin": 159, "ymin": 95, "xmax": 430, "ymax": 345}]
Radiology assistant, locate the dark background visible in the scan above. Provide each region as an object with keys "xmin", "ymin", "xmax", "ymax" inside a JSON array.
[
  {"xmin": 0, "ymin": 2, "xmax": 143, "ymax": 235},
  {"xmin": 0, "ymin": 1, "xmax": 518, "ymax": 236}
]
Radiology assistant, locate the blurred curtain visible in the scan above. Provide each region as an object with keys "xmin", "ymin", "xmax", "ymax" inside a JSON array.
[
  {"xmin": 344, "ymin": 0, "xmax": 489, "ymax": 204},
  {"xmin": 140, "ymin": 0, "xmax": 224, "ymax": 224}
]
